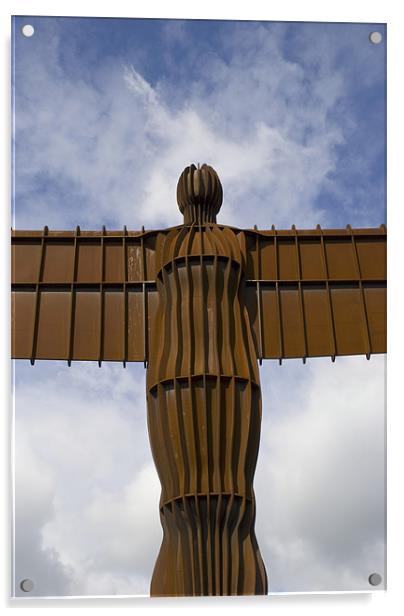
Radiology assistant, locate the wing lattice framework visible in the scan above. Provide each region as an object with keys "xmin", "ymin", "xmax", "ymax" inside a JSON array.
[
  {"xmin": 243, "ymin": 225, "xmax": 386, "ymax": 362},
  {"xmin": 11, "ymin": 224, "xmax": 386, "ymax": 365}
]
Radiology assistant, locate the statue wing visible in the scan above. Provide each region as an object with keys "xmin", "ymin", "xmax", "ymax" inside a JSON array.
[
  {"xmin": 11, "ymin": 226, "xmax": 165, "ymax": 366},
  {"xmin": 12, "ymin": 223, "xmax": 387, "ymax": 366},
  {"xmin": 242, "ymin": 225, "xmax": 387, "ymax": 363}
]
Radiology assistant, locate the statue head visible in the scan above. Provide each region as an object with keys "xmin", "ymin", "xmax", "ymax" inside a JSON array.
[{"xmin": 177, "ymin": 163, "xmax": 223, "ymax": 224}]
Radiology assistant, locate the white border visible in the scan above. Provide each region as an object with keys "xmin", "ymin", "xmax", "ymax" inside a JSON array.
[{"xmin": 1, "ymin": 1, "xmax": 402, "ymax": 614}]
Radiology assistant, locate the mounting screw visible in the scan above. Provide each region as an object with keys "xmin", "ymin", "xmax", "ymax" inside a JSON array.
[
  {"xmin": 21, "ymin": 24, "xmax": 35, "ymax": 37},
  {"xmin": 20, "ymin": 578, "xmax": 34, "ymax": 592},
  {"xmin": 369, "ymin": 32, "xmax": 382, "ymax": 45},
  {"xmin": 368, "ymin": 573, "xmax": 382, "ymax": 586}
]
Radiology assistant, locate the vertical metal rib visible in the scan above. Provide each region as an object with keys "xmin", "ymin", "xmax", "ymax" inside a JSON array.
[
  {"xmin": 348, "ymin": 225, "xmax": 372, "ymax": 358},
  {"xmin": 160, "ymin": 383, "xmax": 179, "ymax": 499},
  {"xmin": 194, "ymin": 494, "xmax": 205, "ymax": 593},
  {"xmin": 253, "ymin": 224, "xmax": 261, "ymax": 281},
  {"xmin": 222, "ymin": 256, "xmax": 236, "ymax": 375},
  {"xmin": 228, "ymin": 376, "xmax": 236, "ymax": 495},
  {"xmin": 185, "ymin": 224, "xmax": 196, "ymax": 376},
  {"xmin": 30, "ymin": 225, "xmax": 48, "ymax": 365},
  {"xmin": 238, "ymin": 379, "xmax": 252, "ymax": 497},
  {"xmin": 67, "ymin": 225, "xmax": 80, "ymax": 367},
  {"xmin": 141, "ymin": 226, "xmax": 147, "ymax": 368},
  {"xmin": 214, "ymin": 363, "xmax": 223, "ymax": 490},
  {"xmin": 173, "ymin": 502, "xmax": 185, "ymax": 596},
  {"xmin": 211, "ymin": 251, "xmax": 222, "ymax": 491},
  {"xmin": 172, "ymin": 263, "xmax": 182, "ymax": 376},
  {"xmin": 256, "ymin": 281, "xmax": 263, "ymax": 365},
  {"xmin": 210, "ymin": 235, "xmax": 221, "ymax": 375},
  {"xmin": 173, "ymin": 378, "xmax": 189, "ymax": 497},
  {"xmin": 159, "ymin": 267, "xmax": 173, "ymax": 382},
  {"xmin": 214, "ymin": 492, "xmax": 223, "ymax": 594},
  {"xmin": 253, "ymin": 224, "xmax": 263, "ymax": 365},
  {"xmin": 206, "ymin": 492, "xmax": 213, "ymax": 594},
  {"xmin": 223, "ymin": 492, "xmax": 235, "ymax": 594},
  {"xmin": 188, "ymin": 374, "xmax": 199, "ymax": 501},
  {"xmin": 317, "ymin": 224, "xmax": 337, "ymax": 361},
  {"xmin": 98, "ymin": 226, "xmax": 105, "ymax": 367},
  {"xmin": 232, "ymin": 495, "xmax": 247, "ymax": 594},
  {"xmin": 272, "ymin": 225, "xmax": 284, "ymax": 364},
  {"xmin": 183, "ymin": 496, "xmax": 197, "ymax": 594},
  {"xmin": 170, "ymin": 226, "xmax": 189, "ymax": 375},
  {"xmin": 293, "ymin": 225, "xmax": 308, "ymax": 363},
  {"xmin": 123, "ymin": 226, "xmax": 128, "ymax": 367},
  {"xmin": 199, "ymin": 222, "xmax": 207, "ymax": 373}
]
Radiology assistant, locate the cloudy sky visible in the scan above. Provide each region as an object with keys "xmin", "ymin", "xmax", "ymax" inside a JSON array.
[{"xmin": 12, "ymin": 16, "xmax": 386, "ymax": 597}]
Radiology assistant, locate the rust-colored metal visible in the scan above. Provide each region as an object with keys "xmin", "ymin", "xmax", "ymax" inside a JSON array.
[
  {"xmin": 10, "ymin": 164, "xmax": 387, "ymax": 596},
  {"xmin": 146, "ymin": 206, "xmax": 267, "ymax": 595},
  {"xmin": 11, "ymin": 226, "xmax": 387, "ymax": 363},
  {"xmin": 177, "ymin": 163, "xmax": 223, "ymax": 225}
]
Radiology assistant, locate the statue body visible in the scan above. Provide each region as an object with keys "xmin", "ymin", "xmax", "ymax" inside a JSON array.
[{"xmin": 146, "ymin": 166, "xmax": 268, "ymax": 595}]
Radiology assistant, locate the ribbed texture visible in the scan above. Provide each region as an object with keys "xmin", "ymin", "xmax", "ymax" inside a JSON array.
[
  {"xmin": 147, "ymin": 377, "xmax": 261, "ymax": 506},
  {"xmin": 151, "ymin": 495, "xmax": 267, "ymax": 596},
  {"xmin": 177, "ymin": 164, "xmax": 223, "ymax": 224},
  {"xmin": 146, "ymin": 223, "xmax": 267, "ymax": 596},
  {"xmin": 147, "ymin": 227, "xmax": 258, "ymax": 387}
]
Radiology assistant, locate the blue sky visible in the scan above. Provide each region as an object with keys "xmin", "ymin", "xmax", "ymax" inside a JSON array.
[{"xmin": 12, "ymin": 16, "xmax": 386, "ymax": 597}]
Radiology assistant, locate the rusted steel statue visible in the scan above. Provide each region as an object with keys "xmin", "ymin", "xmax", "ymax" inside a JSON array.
[
  {"xmin": 147, "ymin": 164, "xmax": 267, "ymax": 595},
  {"xmin": 11, "ymin": 163, "xmax": 387, "ymax": 597}
]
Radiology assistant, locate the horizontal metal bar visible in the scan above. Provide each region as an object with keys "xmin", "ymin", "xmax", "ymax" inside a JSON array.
[
  {"xmin": 243, "ymin": 227, "xmax": 387, "ymax": 238},
  {"xmin": 11, "ymin": 225, "xmax": 387, "ymax": 241},
  {"xmin": 12, "ymin": 281, "xmax": 157, "ymax": 290},
  {"xmin": 12, "ymin": 279, "xmax": 386, "ymax": 291},
  {"xmin": 11, "ymin": 229, "xmax": 166, "ymax": 240},
  {"xmin": 245, "ymin": 278, "xmax": 386, "ymax": 285}
]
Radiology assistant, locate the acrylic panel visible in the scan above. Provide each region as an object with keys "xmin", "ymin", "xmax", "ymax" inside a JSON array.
[{"xmin": 11, "ymin": 16, "xmax": 386, "ymax": 598}]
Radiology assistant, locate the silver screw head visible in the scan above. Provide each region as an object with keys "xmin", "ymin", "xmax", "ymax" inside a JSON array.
[
  {"xmin": 21, "ymin": 24, "xmax": 35, "ymax": 37},
  {"xmin": 369, "ymin": 32, "xmax": 382, "ymax": 44},
  {"xmin": 368, "ymin": 572, "xmax": 382, "ymax": 586},
  {"xmin": 20, "ymin": 578, "xmax": 34, "ymax": 592}
]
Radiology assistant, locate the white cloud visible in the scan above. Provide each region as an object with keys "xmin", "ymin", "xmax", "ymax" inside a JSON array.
[
  {"xmin": 255, "ymin": 356, "xmax": 386, "ymax": 592},
  {"xmin": 14, "ymin": 20, "xmax": 355, "ymax": 232},
  {"xmin": 14, "ymin": 427, "xmax": 75, "ymax": 596},
  {"xmin": 14, "ymin": 362, "xmax": 161, "ymax": 596},
  {"xmin": 42, "ymin": 463, "xmax": 161, "ymax": 596}
]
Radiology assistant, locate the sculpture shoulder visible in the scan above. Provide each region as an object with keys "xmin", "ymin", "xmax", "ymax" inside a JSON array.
[{"xmin": 155, "ymin": 225, "xmax": 248, "ymax": 272}]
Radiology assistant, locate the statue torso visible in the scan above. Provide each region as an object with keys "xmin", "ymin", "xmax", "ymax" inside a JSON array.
[{"xmin": 146, "ymin": 224, "xmax": 259, "ymax": 390}]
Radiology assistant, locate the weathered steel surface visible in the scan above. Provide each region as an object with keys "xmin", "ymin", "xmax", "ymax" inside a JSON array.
[
  {"xmin": 245, "ymin": 224, "xmax": 387, "ymax": 362},
  {"xmin": 11, "ymin": 226, "xmax": 386, "ymax": 364},
  {"xmin": 146, "ymin": 220, "xmax": 267, "ymax": 595},
  {"xmin": 177, "ymin": 162, "xmax": 223, "ymax": 224},
  {"xmin": 11, "ymin": 227, "xmax": 162, "ymax": 365},
  {"xmin": 10, "ymin": 163, "xmax": 387, "ymax": 596}
]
